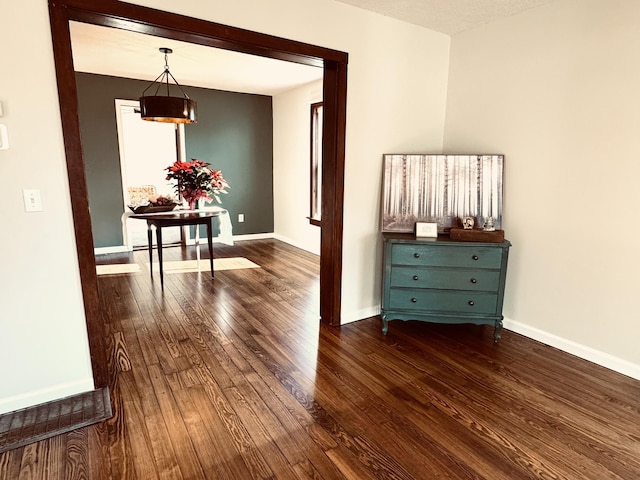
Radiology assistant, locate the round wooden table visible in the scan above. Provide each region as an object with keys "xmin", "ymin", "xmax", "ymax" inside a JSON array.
[{"xmin": 130, "ymin": 210, "xmax": 224, "ymax": 287}]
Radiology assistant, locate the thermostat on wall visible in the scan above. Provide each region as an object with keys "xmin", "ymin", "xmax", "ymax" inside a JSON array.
[{"xmin": 415, "ymin": 222, "xmax": 438, "ymax": 238}]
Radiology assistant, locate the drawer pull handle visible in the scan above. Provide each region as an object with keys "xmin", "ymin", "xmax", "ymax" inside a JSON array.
[
  {"xmin": 472, "ymin": 255, "xmax": 479, "ymax": 261},
  {"xmin": 468, "ymin": 300, "xmax": 475, "ymax": 306},
  {"xmin": 413, "ymin": 275, "xmax": 419, "ymax": 281},
  {"xmin": 470, "ymin": 278, "xmax": 477, "ymax": 284},
  {"xmin": 413, "ymin": 253, "xmax": 420, "ymax": 258},
  {"xmin": 411, "ymin": 298, "xmax": 418, "ymax": 303}
]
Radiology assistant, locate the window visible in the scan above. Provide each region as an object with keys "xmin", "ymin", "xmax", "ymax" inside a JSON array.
[{"xmin": 310, "ymin": 102, "xmax": 323, "ymax": 226}]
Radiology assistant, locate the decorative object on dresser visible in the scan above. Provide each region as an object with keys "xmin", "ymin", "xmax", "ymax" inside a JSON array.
[
  {"xmin": 381, "ymin": 233, "xmax": 511, "ymax": 341},
  {"xmin": 449, "ymin": 228, "xmax": 505, "ymax": 243},
  {"xmin": 415, "ymin": 222, "xmax": 438, "ymax": 238},
  {"xmin": 381, "ymin": 154, "xmax": 503, "ymax": 233},
  {"xmin": 483, "ymin": 216, "xmax": 496, "ymax": 231}
]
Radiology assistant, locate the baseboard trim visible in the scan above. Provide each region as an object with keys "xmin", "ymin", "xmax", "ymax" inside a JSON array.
[
  {"xmin": 0, "ymin": 378, "xmax": 95, "ymax": 415},
  {"xmin": 94, "ymin": 233, "xmax": 276, "ymax": 255},
  {"xmin": 503, "ymin": 318, "xmax": 640, "ymax": 381},
  {"xmin": 94, "ymin": 245, "xmax": 131, "ymax": 255},
  {"xmin": 186, "ymin": 233, "xmax": 273, "ymax": 244},
  {"xmin": 274, "ymin": 234, "xmax": 320, "ymax": 256},
  {"xmin": 342, "ymin": 306, "xmax": 381, "ymax": 325},
  {"xmin": 184, "ymin": 232, "xmax": 276, "ymax": 244},
  {"xmin": 229, "ymin": 232, "xmax": 275, "ymax": 242},
  {"xmin": 345, "ymin": 307, "xmax": 639, "ymax": 380}
]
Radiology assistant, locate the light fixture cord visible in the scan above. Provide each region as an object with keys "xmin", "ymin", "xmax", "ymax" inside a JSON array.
[
  {"xmin": 141, "ymin": 49, "xmax": 192, "ymax": 99},
  {"xmin": 164, "ymin": 50, "xmax": 171, "ymax": 97}
]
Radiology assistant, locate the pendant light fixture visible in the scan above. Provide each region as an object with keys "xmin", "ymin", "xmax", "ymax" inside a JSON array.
[{"xmin": 139, "ymin": 47, "xmax": 197, "ymax": 124}]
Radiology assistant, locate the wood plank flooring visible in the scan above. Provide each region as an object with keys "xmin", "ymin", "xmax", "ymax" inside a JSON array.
[{"xmin": 1, "ymin": 238, "xmax": 639, "ymax": 479}]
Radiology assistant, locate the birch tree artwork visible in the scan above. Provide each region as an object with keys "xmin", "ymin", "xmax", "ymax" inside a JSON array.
[{"xmin": 381, "ymin": 154, "xmax": 503, "ymax": 233}]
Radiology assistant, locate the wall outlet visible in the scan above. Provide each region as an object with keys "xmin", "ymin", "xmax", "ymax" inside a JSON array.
[
  {"xmin": 23, "ymin": 189, "xmax": 43, "ymax": 212},
  {"xmin": 238, "ymin": 213, "xmax": 245, "ymax": 223}
]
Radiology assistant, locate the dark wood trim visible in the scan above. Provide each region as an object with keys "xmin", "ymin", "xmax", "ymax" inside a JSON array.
[
  {"xmin": 48, "ymin": 1, "xmax": 109, "ymax": 388},
  {"xmin": 47, "ymin": 0, "xmax": 348, "ymax": 382},
  {"xmin": 309, "ymin": 101, "xmax": 323, "ymax": 225},
  {"xmin": 321, "ymin": 61, "xmax": 347, "ymax": 325},
  {"xmin": 54, "ymin": 0, "xmax": 344, "ymax": 66}
]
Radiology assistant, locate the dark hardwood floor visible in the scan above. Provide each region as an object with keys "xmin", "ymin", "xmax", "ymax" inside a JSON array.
[{"xmin": 2, "ymin": 238, "xmax": 639, "ymax": 479}]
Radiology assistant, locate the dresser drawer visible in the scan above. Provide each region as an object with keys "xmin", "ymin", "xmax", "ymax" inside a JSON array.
[
  {"xmin": 388, "ymin": 288, "xmax": 499, "ymax": 314},
  {"xmin": 390, "ymin": 267, "xmax": 501, "ymax": 291},
  {"xmin": 391, "ymin": 244, "xmax": 503, "ymax": 269}
]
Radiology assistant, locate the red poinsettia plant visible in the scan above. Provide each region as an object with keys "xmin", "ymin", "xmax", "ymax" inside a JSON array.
[{"xmin": 165, "ymin": 159, "xmax": 230, "ymax": 208}]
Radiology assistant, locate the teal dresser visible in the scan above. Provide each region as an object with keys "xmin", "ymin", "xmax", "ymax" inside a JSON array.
[{"xmin": 381, "ymin": 233, "xmax": 511, "ymax": 341}]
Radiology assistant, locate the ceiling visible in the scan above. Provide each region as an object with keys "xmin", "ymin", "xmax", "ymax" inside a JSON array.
[
  {"xmin": 70, "ymin": 22, "xmax": 323, "ymax": 96},
  {"xmin": 334, "ymin": 0, "xmax": 555, "ymax": 35},
  {"xmin": 70, "ymin": 1, "xmax": 555, "ymax": 96}
]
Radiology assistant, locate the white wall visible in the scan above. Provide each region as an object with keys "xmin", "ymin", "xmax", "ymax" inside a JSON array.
[
  {"xmin": 273, "ymin": 79, "xmax": 323, "ymax": 255},
  {"xmin": 340, "ymin": 19, "xmax": 450, "ymax": 322},
  {"xmin": 0, "ymin": 1, "xmax": 94, "ymax": 414},
  {"xmin": 0, "ymin": 0, "xmax": 450, "ymax": 413},
  {"xmin": 444, "ymin": 0, "xmax": 640, "ymax": 377}
]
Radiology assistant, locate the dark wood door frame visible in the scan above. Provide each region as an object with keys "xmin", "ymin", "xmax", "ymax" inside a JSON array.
[{"xmin": 48, "ymin": 0, "xmax": 348, "ymax": 388}]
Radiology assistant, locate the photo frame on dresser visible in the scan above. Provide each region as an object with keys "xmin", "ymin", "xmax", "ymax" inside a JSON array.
[{"xmin": 381, "ymin": 154, "xmax": 504, "ymax": 233}]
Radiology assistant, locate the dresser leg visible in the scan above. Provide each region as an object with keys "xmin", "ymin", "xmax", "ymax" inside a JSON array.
[
  {"xmin": 381, "ymin": 314, "xmax": 389, "ymax": 335},
  {"xmin": 494, "ymin": 318, "xmax": 503, "ymax": 342}
]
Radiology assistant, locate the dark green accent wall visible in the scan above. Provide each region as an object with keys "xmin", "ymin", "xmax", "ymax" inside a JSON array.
[
  {"xmin": 184, "ymin": 84, "xmax": 274, "ymax": 237},
  {"xmin": 75, "ymin": 72, "xmax": 274, "ymax": 248},
  {"xmin": 76, "ymin": 74, "xmax": 129, "ymax": 248}
]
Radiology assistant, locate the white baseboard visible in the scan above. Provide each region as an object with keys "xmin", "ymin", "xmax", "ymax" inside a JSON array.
[
  {"xmin": 0, "ymin": 377, "xmax": 95, "ymax": 415},
  {"xmin": 188, "ymin": 232, "xmax": 275, "ymax": 244},
  {"xmin": 341, "ymin": 306, "xmax": 382, "ymax": 325},
  {"xmin": 94, "ymin": 245, "xmax": 131, "ymax": 255},
  {"xmin": 503, "ymin": 318, "xmax": 640, "ymax": 381},
  {"xmin": 274, "ymin": 234, "xmax": 320, "ymax": 256},
  {"xmin": 343, "ymin": 307, "xmax": 639, "ymax": 380},
  {"xmin": 229, "ymin": 232, "xmax": 275, "ymax": 242},
  {"xmin": 95, "ymin": 233, "xmax": 276, "ymax": 254}
]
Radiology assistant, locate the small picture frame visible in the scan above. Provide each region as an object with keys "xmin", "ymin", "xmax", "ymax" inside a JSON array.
[
  {"xmin": 462, "ymin": 217, "xmax": 475, "ymax": 230},
  {"xmin": 415, "ymin": 222, "xmax": 438, "ymax": 238}
]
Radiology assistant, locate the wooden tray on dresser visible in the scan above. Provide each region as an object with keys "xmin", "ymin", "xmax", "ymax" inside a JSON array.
[{"xmin": 449, "ymin": 228, "xmax": 505, "ymax": 243}]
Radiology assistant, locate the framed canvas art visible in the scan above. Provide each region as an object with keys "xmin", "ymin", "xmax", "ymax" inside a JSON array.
[{"xmin": 381, "ymin": 154, "xmax": 504, "ymax": 233}]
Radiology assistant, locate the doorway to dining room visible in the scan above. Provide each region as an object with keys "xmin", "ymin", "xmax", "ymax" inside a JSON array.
[{"xmin": 50, "ymin": 0, "xmax": 347, "ymax": 390}]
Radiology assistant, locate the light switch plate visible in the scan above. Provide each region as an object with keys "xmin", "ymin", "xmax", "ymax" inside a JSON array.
[
  {"xmin": 23, "ymin": 189, "xmax": 43, "ymax": 212},
  {"xmin": 415, "ymin": 222, "xmax": 438, "ymax": 238}
]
